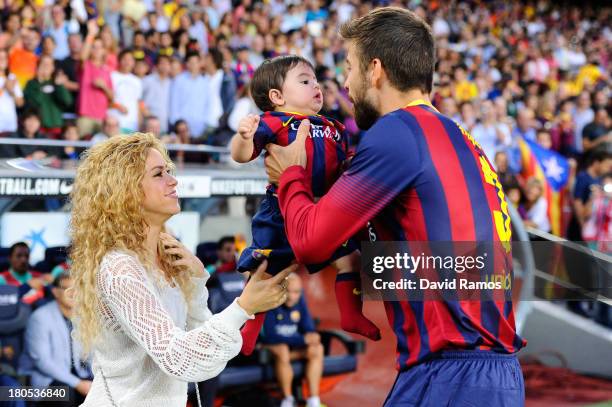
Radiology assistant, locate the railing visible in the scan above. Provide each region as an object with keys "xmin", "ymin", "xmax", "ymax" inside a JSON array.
[{"xmin": 0, "ymin": 138, "xmax": 231, "ymax": 154}]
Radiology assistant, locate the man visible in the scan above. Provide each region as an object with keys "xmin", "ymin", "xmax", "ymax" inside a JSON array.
[
  {"xmin": 43, "ymin": 5, "xmax": 80, "ymax": 61},
  {"xmin": 0, "ymin": 242, "xmax": 46, "ymax": 305},
  {"xmin": 206, "ymin": 236, "xmax": 237, "ymax": 275},
  {"xmin": 568, "ymin": 149, "xmax": 612, "ymax": 240},
  {"xmin": 19, "ymin": 272, "xmax": 92, "ymax": 406},
  {"xmin": 169, "ymin": 52, "xmax": 211, "ymax": 139},
  {"xmin": 261, "ymin": 273, "xmax": 323, "ymax": 407},
  {"xmin": 582, "ymin": 108, "xmax": 611, "ymax": 152},
  {"xmin": 108, "ymin": 49, "xmax": 143, "ymax": 133},
  {"xmin": 264, "ymin": 8, "xmax": 525, "ymax": 406},
  {"xmin": 9, "ymin": 28, "xmax": 40, "ymax": 89},
  {"xmin": 57, "ymin": 33, "xmax": 84, "ymax": 116},
  {"xmin": 91, "ymin": 115, "xmax": 121, "ymax": 144},
  {"xmin": 142, "ymin": 55, "xmax": 172, "ymax": 134}
]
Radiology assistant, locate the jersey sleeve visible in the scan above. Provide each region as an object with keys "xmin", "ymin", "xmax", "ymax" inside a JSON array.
[
  {"xmin": 278, "ymin": 113, "xmax": 423, "ymax": 264},
  {"xmin": 251, "ymin": 117, "xmax": 278, "ymax": 160}
]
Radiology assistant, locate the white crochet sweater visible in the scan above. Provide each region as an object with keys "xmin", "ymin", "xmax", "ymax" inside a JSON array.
[{"xmin": 80, "ymin": 251, "xmax": 252, "ymax": 407}]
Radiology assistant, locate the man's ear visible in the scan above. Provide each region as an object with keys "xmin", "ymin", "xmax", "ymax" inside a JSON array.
[
  {"xmin": 268, "ymin": 89, "xmax": 284, "ymax": 107},
  {"xmin": 369, "ymin": 58, "xmax": 384, "ymax": 88}
]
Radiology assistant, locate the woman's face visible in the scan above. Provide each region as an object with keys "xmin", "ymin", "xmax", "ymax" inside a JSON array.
[{"xmin": 141, "ymin": 148, "xmax": 180, "ymax": 224}]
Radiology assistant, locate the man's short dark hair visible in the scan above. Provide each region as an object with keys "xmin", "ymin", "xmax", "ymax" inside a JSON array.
[
  {"xmin": 340, "ymin": 7, "xmax": 435, "ymax": 93},
  {"xmin": 250, "ymin": 55, "xmax": 315, "ymax": 112},
  {"xmin": 9, "ymin": 242, "xmax": 29, "ymax": 256},
  {"xmin": 587, "ymin": 148, "xmax": 611, "ymax": 166},
  {"xmin": 53, "ymin": 271, "xmax": 71, "ymax": 288},
  {"xmin": 217, "ymin": 236, "xmax": 235, "ymax": 250},
  {"xmin": 208, "ymin": 47, "xmax": 224, "ymax": 70},
  {"xmin": 118, "ymin": 48, "xmax": 134, "ymax": 62}
]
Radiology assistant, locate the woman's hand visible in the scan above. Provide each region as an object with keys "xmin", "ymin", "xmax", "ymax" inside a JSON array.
[
  {"xmin": 237, "ymin": 260, "xmax": 298, "ymax": 315},
  {"xmin": 160, "ymin": 232, "xmax": 205, "ymax": 277}
]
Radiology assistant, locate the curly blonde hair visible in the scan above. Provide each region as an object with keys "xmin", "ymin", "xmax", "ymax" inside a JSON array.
[{"xmin": 70, "ymin": 133, "xmax": 193, "ymax": 353}]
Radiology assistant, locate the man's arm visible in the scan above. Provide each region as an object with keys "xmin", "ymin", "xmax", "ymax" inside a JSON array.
[
  {"xmin": 24, "ymin": 311, "xmax": 82, "ymax": 387},
  {"xmin": 275, "ymin": 115, "xmax": 421, "ymax": 264}
]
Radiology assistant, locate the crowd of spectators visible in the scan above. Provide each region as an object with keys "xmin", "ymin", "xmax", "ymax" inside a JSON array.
[{"xmin": 0, "ymin": 0, "xmax": 607, "ymax": 239}]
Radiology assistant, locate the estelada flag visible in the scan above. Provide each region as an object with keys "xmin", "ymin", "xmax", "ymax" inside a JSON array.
[{"xmin": 518, "ymin": 137, "xmax": 570, "ymax": 236}]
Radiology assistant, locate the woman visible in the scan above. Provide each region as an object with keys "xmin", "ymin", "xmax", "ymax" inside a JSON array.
[
  {"xmin": 70, "ymin": 133, "xmax": 292, "ymax": 406},
  {"xmin": 522, "ymin": 177, "xmax": 551, "ymax": 233},
  {"xmin": 77, "ymin": 20, "xmax": 113, "ymax": 137}
]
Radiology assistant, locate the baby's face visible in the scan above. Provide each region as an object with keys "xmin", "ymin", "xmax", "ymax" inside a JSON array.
[{"xmin": 279, "ymin": 63, "xmax": 323, "ymax": 115}]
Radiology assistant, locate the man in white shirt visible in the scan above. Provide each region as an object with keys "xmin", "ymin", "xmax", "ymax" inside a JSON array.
[
  {"xmin": 142, "ymin": 55, "xmax": 172, "ymax": 134},
  {"xmin": 169, "ymin": 52, "xmax": 211, "ymax": 139},
  {"xmin": 204, "ymin": 50, "xmax": 225, "ymax": 131},
  {"xmin": 107, "ymin": 50, "xmax": 143, "ymax": 133}
]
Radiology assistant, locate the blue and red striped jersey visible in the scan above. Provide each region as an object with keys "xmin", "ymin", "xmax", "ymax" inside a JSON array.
[
  {"xmin": 251, "ymin": 111, "xmax": 349, "ymax": 197},
  {"xmin": 277, "ymin": 103, "xmax": 526, "ymax": 369}
]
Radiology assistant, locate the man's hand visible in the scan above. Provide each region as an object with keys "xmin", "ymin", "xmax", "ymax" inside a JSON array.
[
  {"xmin": 75, "ymin": 380, "xmax": 92, "ymax": 396},
  {"xmin": 28, "ymin": 277, "xmax": 45, "ymax": 290},
  {"xmin": 264, "ymin": 119, "xmax": 309, "ymax": 184},
  {"xmin": 238, "ymin": 114, "xmax": 259, "ymax": 140}
]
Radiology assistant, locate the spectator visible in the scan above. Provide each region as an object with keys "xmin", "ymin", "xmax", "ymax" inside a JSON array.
[
  {"xmin": 319, "ymin": 79, "xmax": 353, "ymax": 125},
  {"xmin": 107, "ymin": 49, "xmax": 143, "ymax": 133},
  {"xmin": 9, "ymin": 111, "xmax": 52, "ymax": 160},
  {"xmin": 9, "ymin": 27, "xmax": 40, "ymax": 89},
  {"xmin": 100, "ymin": 24, "xmax": 119, "ymax": 71},
  {"xmin": 522, "ymin": 177, "xmax": 551, "ymax": 233},
  {"xmin": 232, "ymin": 46, "xmax": 254, "ymax": 90},
  {"xmin": 573, "ymin": 91, "xmax": 595, "ymax": 154},
  {"xmin": 56, "ymin": 34, "xmax": 83, "ymax": 116},
  {"xmin": 0, "ymin": 242, "xmax": 47, "ymax": 306},
  {"xmin": 91, "ymin": 115, "xmax": 121, "ymax": 144},
  {"xmin": 169, "ymin": 52, "xmax": 211, "ymax": 139},
  {"xmin": 471, "ymin": 99, "xmax": 511, "ymax": 161},
  {"xmin": 0, "ymin": 13, "xmax": 22, "ymax": 51},
  {"xmin": 76, "ymin": 21, "xmax": 113, "ymax": 137},
  {"xmin": 0, "ymin": 48, "xmax": 24, "ymax": 136},
  {"xmin": 19, "ymin": 272, "xmax": 92, "ymax": 406},
  {"xmin": 261, "ymin": 273, "xmax": 323, "ymax": 407},
  {"xmin": 142, "ymin": 55, "xmax": 172, "ymax": 134},
  {"xmin": 40, "ymin": 36, "xmax": 57, "ymax": 60},
  {"xmin": 494, "ymin": 151, "xmax": 518, "ymax": 191},
  {"xmin": 142, "ymin": 115, "xmax": 162, "ymax": 138},
  {"xmin": 582, "ymin": 108, "xmax": 611, "ymax": 153},
  {"xmin": 59, "ymin": 123, "xmax": 82, "ymax": 160},
  {"xmin": 567, "ymin": 149, "xmax": 612, "ymax": 239},
  {"xmin": 203, "ymin": 48, "xmax": 226, "ymax": 138},
  {"xmin": 550, "ymin": 112, "xmax": 576, "ymax": 157},
  {"xmin": 583, "ymin": 172, "xmax": 612, "ymax": 254},
  {"xmin": 452, "ymin": 65, "xmax": 478, "ymax": 103},
  {"xmin": 43, "ymin": 5, "xmax": 80, "ymax": 61},
  {"xmin": 512, "ymin": 107, "xmax": 538, "ymax": 143},
  {"xmin": 207, "ymin": 47, "xmax": 237, "ymax": 118},
  {"xmin": 228, "ymin": 84, "xmax": 259, "ymax": 134},
  {"xmin": 205, "ymin": 236, "xmax": 237, "ymax": 275},
  {"xmin": 24, "ymin": 55, "xmax": 73, "ymax": 137}
]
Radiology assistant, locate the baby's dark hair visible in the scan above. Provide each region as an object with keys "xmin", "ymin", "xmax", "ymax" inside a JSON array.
[{"xmin": 250, "ymin": 55, "xmax": 315, "ymax": 112}]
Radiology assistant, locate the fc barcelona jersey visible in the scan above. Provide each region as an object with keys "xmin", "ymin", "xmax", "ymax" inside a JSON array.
[{"xmin": 251, "ymin": 111, "xmax": 349, "ymax": 197}]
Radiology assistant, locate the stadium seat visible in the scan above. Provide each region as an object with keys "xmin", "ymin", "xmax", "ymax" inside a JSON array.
[
  {"xmin": 0, "ymin": 247, "xmax": 10, "ymax": 272},
  {"xmin": 207, "ymin": 272, "xmax": 245, "ymax": 314},
  {"xmin": 0, "ymin": 286, "xmax": 31, "ymax": 370},
  {"xmin": 196, "ymin": 242, "xmax": 218, "ymax": 266}
]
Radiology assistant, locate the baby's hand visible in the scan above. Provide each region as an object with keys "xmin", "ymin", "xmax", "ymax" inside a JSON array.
[{"xmin": 238, "ymin": 114, "xmax": 260, "ymax": 140}]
